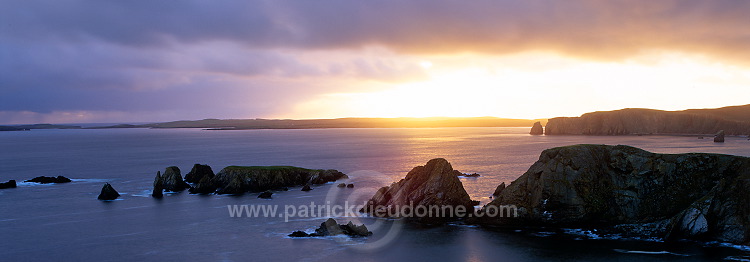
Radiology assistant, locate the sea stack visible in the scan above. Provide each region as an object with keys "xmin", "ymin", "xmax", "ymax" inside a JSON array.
[
  {"xmin": 160, "ymin": 166, "xmax": 190, "ymax": 192},
  {"xmin": 714, "ymin": 130, "xmax": 725, "ymax": 143},
  {"xmin": 152, "ymin": 171, "xmax": 163, "ymax": 198},
  {"xmin": 361, "ymin": 158, "xmax": 474, "ymax": 223},
  {"xmin": 97, "ymin": 183, "xmax": 120, "ymax": 200},
  {"xmin": 184, "ymin": 164, "xmax": 214, "ymax": 184},
  {"xmin": 529, "ymin": 121, "xmax": 544, "ymax": 135}
]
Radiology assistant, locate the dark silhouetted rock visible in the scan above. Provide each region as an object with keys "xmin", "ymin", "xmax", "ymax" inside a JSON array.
[
  {"xmin": 25, "ymin": 176, "xmax": 71, "ymax": 184},
  {"xmin": 480, "ymin": 144, "xmax": 750, "ymax": 245},
  {"xmin": 306, "ymin": 218, "xmax": 372, "ymax": 237},
  {"xmin": 464, "ymin": 173, "xmax": 480, "ymax": 177},
  {"xmin": 301, "ymin": 184, "xmax": 313, "ymax": 191},
  {"xmin": 212, "ymin": 166, "xmax": 346, "ymax": 195},
  {"xmin": 97, "ymin": 183, "xmax": 120, "ymax": 200},
  {"xmin": 184, "ymin": 164, "xmax": 214, "ymax": 184},
  {"xmin": 346, "ymin": 183, "xmax": 354, "ymax": 188},
  {"xmin": 492, "ymin": 182, "xmax": 506, "ymax": 197},
  {"xmin": 337, "ymin": 183, "xmax": 346, "ymax": 188},
  {"xmin": 189, "ymin": 174, "xmax": 217, "ymax": 194},
  {"xmin": 471, "ymin": 200, "xmax": 481, "ymax": 206},
  {"xmin": 0, "ymin": 180, "xmax": 16, "ymax": 189},
  {"xmin": 152, "ymin": 171, "xmax": 163, "ymax": 198},
  {"xmin": 258, "ymin": 190, "xmax": 273, "ymax": 199},
  {"xmin": 160, "ymin": 166, "xmax": 189, "ymax": 192},
  {"xmin": 341, "ymin": 221, "xmax": 372, "ymax": 237},
  {"xmin": 530, "ymin": 121, "xmax": 544, "ymax": 135},
  {"xmin": 361, "ymin": 158, "xmax": 474, "ymax": 223},
  {"xmin": 288, "ymin": 231, "xmax": 309, "ymax": 237},
  {"xmin": 714, "ymin": 130, "xmax": 725, "ymax": 143}
]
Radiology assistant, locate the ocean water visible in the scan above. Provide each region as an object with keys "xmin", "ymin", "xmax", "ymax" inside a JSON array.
[{"xmin": 1, "ymin": 127, "xmax": 749, "ymax": 261}]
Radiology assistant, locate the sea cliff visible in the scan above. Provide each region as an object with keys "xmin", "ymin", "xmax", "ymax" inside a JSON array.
[{"xmin": 544, "ymin": 106, "xmax": 750, "ymax": 135}]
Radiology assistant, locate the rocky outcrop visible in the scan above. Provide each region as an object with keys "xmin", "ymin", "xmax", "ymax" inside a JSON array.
[
  {"xmin": 361, "ymin": 158, "xmax": 474, "ymax": 223},
  {"xmin": 301, "ymin": 184, "xmax": 313, "ymax": 191},
  {"xmin": 152, "ymin": 171, "xmax": 163, "ymax": 198},
  {"xmin": 159, "ymin": 166, "xmax": 190, "ymax": 192},
  {"xmin": 480, "ymin": 144, "xmax": 750, "ymax": 245},
  {"xmin": 189, "ymin": 174, "xmax": 218, "ymax": 194},
  {"xmin": 714, "ymin": 130, "xmax": 725, "ymax": 143},
  {"xmin": 530, "ymin": 121, "xmax": 544, "ymax": 135},
  {"xmin": 544, "ymin": 107, "xmax": 750, "ymax": 135},
  {"xmin": 25, "ymin": 176, "xmax": 71, "ymax": 184},
  {"xmin": 212, "ymin": 166, "xmax": 347, "ymax": 195},
  {"xmin": 97, "ymin": 183, "xmax": 120, "ymax": 200},
  {"xmin": 289, "ymin": 218, "xmax": 372, "ymax": 237},
  {"xmin": 0, "ymin": 180, "xmax": 16, "ymax": 189},
  {"xmin": 184, "ymin": 164, "xmax": 214, "ymax": 184}
]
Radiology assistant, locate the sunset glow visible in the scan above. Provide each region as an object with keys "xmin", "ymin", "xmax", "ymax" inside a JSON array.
[{"xmin": 2, "ymin": 1, "xmax": 750, "ymax": 124}]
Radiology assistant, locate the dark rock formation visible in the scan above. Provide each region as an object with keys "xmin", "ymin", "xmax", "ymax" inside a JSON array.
[
  {"xmin": 212, "ymin": 166, "xmax": 346, "ymax": 195},
  {"xmin": 452, "ymin": 170, "xmax": 480, "ymax": 177},
  {"xmin": 714, "ymin": 130, "xmax": 725, "ymax": 143},
  {"xmin": 544, "ymin": 107, "xmax": 750, "ymax": 135},
  {"xmin": 302, "ymin": 218, "xmax": 372, "ymax": 237},
  {"xmin": 184, "ymin": 164, "xmax": 214, "ymax": 184},
  {"xmin": 480, "ymin": 144, "xmax": 750, "ymax": 245},
  {"xmin": 471, "ymin": 200, "xmax": 481, "ymax": 206},
  {"xmin": 288, "ymin": 231, "xmax": 309, "ymax": 237},
  {"xmin": 159, "ymin": 166, "xmax": 190, "ymax": 192},
  {"xmin": 97, "ymin": 183, "xmax": 120, "ymax": 200},
  {"xmin": 0, "ymin": 180, "xmax": 16, "ymax": 189},
  {"xmin": 530, "ymin": 121, "xmax": 544, "ymax": 135},
  {"xmin": 492, "ymin": 182, "xmax": 506, "ymax": 197},
  {"xmin": 258, "ymin": 190, "xmax": 273, "ymax": 199},
  {"xmin": 301, "ymin": 184, "xmax": 313, "ymax": 191},
  {"xmin": 189, "ymin": 174, "xmax": 218, "ymax": 194},
  {"xmin": 346, "ymin": 183, "xmax": 354, "ymax": 188},
  {"xmin": 337, "ymin": 183, "xmax": 346, "ymax": 188},
  {"xmin": 361, "ymin": 158, "xmax": 474, "ymax": 223},
  {"xmin": 25, "ymin": 176, "xmax": 71, "ymax": 184},
  {"xmin": 152, "ymin": 171, "xmax": 163, "ymax": 198}
]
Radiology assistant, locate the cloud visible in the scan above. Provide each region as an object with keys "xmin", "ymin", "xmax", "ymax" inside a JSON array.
[{"xmin": 1, "ymin": 0, "xmax": 749, "ymax": 123}]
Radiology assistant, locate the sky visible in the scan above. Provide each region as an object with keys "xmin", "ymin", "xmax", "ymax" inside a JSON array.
[{"xmin": 2, "ymin": 0, "xmax": 750, "ymax": 124}]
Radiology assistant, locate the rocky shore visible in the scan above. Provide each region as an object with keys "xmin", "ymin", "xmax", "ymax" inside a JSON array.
[{"xmin": 478, "ymin": 144, "xmax": 750, "ymax": 245}]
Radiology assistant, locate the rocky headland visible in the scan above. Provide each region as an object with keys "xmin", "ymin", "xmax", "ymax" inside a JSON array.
[
  {"xmin": 544, "ymin": 105, "xmax": 750, "ymax": 136},
  {"xmin": 478, "ymin": 144, "xmax": 750, "ymax": 245}
]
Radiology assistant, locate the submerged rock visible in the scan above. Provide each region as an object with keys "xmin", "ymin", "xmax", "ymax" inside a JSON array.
[
  {"xmin": 258, "ymin": 190, "xmax": 273, "ymax": 199},
  {"xmin": 97, "ymin": 183, "xmax": 120, "ymax": 200},
  {"xmin": 25, "ymin": 176, "xmax": 71, "ymax": 184},
  {"xmin": 361, "ymin": 158, "xmax": 474, "ymax": 223},
  {"xmin": 160, "ymin": 166, "xmax": 190, "ymax": 192},
  {"xmin": 480, "ymin": 144, "xmax": 750, "ymax": 245},
  {"xmin": 530, "ymin": 121, "xmax": 544, "ymax": 135},
  {"xmin": 714, "ymin": 130, "xmax": 725, "ymax": 143},
  {"xmin": 0, "ymin": 180, "xmax": 16, "ymax": 189},
  {"xmin": 184, "ymin": 164, "xmax": 214, "ymax": 184},
  {"xmin": 152, "ymin": 171, "xmax": 163, "ymax": 198},
  {"xmin": 301, "ymin": 184, "xmax": 313, "ymax": 191}
]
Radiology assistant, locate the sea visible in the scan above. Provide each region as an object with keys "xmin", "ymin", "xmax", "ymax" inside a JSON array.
[{"xmin": 1, "ymin": 127, "xmax": 749, "ymax": 261}]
